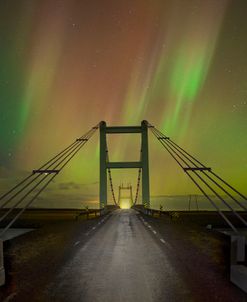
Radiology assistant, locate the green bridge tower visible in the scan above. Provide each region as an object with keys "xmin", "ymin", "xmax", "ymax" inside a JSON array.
[{"xmin": 99, "ymin": 120, "xmax": 150, "ymax": 208}]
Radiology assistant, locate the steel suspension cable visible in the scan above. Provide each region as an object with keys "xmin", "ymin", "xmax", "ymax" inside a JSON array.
[
  {"xmin": 0, "ymin": 141, "xmax": 87, "ymax": 224},
  {"xmin": 151, "ymin": 125, "xmax": 247, "ymax": 202},
  {"xmin": 0, "ymin": 128, "xmax": 95, "ymax": 211},
  {"xmin": 0, "ymin": 174, "xmax": 57, "ymax": 236},
  {"xmin": 148, "ymin": 123, "xmax": 246, "ymax": 232},
  {"xmin": 0, "ymin": 124, "xmax": 99, "ymax": 236},
  {"xmin": 184, "ymin": 170, "xmax": 238, "ymax": 233},
  {"xmin": 0, "ymin": 139, "xmax": 86, "ymax": 210},
  {"xmin": 105, "ymin": 144, "xmax": 142, "ymax": 207},
  {"xmin": 150, "ymin": 125, "xmax": 237, "ymax": 231},
  {"xmin": 105, "ymin": 144, "xmax": 118, "ymax": 206},
  {"xmin": 108, "ymin": 169, "xmax": 118, "ymax": 206},
  {"xmin": 0, "ymin": 133, "xmax": 96, "ymax": 236},
  {"xmin": 133, "ymin": 168, "xmax": 141, "ymax": 206},
  {"xmin": 37, "ymin": 127, "xmax": 95, "ymax": 170},
  {"xmin": 151, "ymin": 126, "xmax": 247, "ymax": 212},
  {"xmin": 133, "ymin": 148, "xmax": 142, "ymax": 206},
  {"xmin": 0, "ymin": 128, "xmax": 94, "ymax": 204}
]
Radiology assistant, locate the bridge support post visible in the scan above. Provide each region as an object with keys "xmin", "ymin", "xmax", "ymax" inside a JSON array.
[
  {"xmin": 99, "ymin": 120, "xmax": 150, "ymax": 209},
  {"xmin": 0, "ymin": 240, "xmax": 5, "ymax": 286},
  {"xmin": 100, "ymin": 121, "xmax": 107, "ymax": 209},
  {"xmin": 230, "ymin": 235, "xmax": 247, "ymax": 293},
  {"xmin": 141, "ymin": 120, "xmax": 150, "ymax": 207}
]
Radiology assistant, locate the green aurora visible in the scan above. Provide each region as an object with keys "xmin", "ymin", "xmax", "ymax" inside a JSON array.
[{"xmin": 0, "ymin": 0, "xmax": 247, "ymax": 208}]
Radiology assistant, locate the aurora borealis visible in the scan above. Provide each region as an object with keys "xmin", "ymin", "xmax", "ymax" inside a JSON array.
[{"xmin": 0, "ymin": 0, "xmax": 247, "ymax": 208}]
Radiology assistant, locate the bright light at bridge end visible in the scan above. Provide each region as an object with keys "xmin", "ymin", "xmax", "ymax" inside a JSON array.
[{"xmin": 119, "ymin": 198, "xmax": 131, "ymax": 209}]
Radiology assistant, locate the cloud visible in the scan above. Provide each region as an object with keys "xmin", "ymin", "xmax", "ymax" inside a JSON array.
[
  {"xmin": 57, "ymin": 181, "xmax": 99, "ymax": 190},
  {"xmin": 0, "ymin": 165, "xmax": 29, "ymax": 180},
  {"xmin": 0, "ymin": 166, "xmax": 100, "ymax": 208}
]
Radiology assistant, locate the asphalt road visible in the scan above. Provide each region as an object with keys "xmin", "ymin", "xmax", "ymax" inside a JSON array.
[
  {"xmin": 3, "ymin": 209, "xmax": 246, "ymax": 302},
  {"xmin": 45, "ymin": 209, "xmax": 192, "ymax": 302}
]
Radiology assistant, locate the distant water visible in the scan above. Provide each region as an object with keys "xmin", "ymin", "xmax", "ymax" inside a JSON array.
[
  {"xmin": 149, "ymin": 195, "xmax": 247, "ymax": 211},
  {"xmin": 22, "ymin": 195, "xmax": 247, "ymax": 211}
]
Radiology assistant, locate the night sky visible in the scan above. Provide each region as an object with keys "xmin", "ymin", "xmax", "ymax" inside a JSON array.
[{"xmin": 0, "ymin": 0, "xmax": 247, "ymax": 208}]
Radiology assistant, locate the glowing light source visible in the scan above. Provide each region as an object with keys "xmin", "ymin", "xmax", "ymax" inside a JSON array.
[{"xmin": 119, "ymin": 199, "xmax": 132, "ymax": 209}]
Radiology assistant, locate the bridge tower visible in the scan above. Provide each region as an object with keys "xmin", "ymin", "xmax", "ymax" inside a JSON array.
[
  {"xmin": 118, "ymin": 183, "xmax": 134, "ymax": 205},
  {"xmin": 99, "ymin": 120, "xmax": 150, "ymax": 208}
]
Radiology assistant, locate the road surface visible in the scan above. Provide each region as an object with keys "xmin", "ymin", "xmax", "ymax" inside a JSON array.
[
  {"xmin": 2, "ymin": 209, "xmax": 247, "ymax": 301},
  {"xmin": 45, "ymin": 209, "xmax": 191, "ymax": 301}
]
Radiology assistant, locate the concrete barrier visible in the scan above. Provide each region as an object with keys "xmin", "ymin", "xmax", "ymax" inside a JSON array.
[
  {"xmin": 230, "ymin": 235, "xmax": 247, "ymax": 293},
  {"xmin": 0, "ymin": 240, "xmax": 5, "ymax": 286},
  {"xmin": 231, "ymin": 235, "xmax": 245, "ymax": 263},
  {"xmin": 231, "ymin": 265, "xmax": 247, "ymax": 293}
]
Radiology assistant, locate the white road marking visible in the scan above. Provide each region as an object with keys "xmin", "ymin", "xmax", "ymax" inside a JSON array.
[
  {"xmin": 141, "ymin": 219, "xmax": 160, "ymax": 241},
  {"xmin": 85, "ymin": 219, "xmax": 106, "ymax": 236},
  {"xmin": 74, "ymin": 241, "xmax": 80, "ymax": 246},
  {"xmin": 3, "ymin": 292, "xmax": 17, "ymax": 302},
  {"xmin": 159, "ymin": 238, "xmax": 172, "ymax": 250}
]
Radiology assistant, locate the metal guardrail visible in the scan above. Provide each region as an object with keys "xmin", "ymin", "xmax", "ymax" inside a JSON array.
[
  {"xmin": 133, "ymin": 204, "xmax": 247, "ymax": 292},
  {"xmin": 133, "ymin": 205, "xmax": 180, "ymax": 220},
  {"xmin": 75, "ymin": 208, "xmax": 107, "ymax": 220}
]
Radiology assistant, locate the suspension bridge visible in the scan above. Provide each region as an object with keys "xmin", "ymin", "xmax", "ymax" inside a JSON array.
[{"xmin": 0, "ymin": 120, "xmax": 247, "ymax": 300}]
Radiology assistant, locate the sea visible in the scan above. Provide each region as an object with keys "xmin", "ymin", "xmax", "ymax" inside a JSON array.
[{"xmin": 27, "ymin": 194, "xmax": 247, "ymax": 211}]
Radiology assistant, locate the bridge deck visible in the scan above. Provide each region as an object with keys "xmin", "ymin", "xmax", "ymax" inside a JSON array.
[
  {"xmin": 47, "ymin": 209, "xmax": 190, "ymax": 301},
  {"xmin": 1, "ymin": 209, "xmax": 246, "ymax": 301}
]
